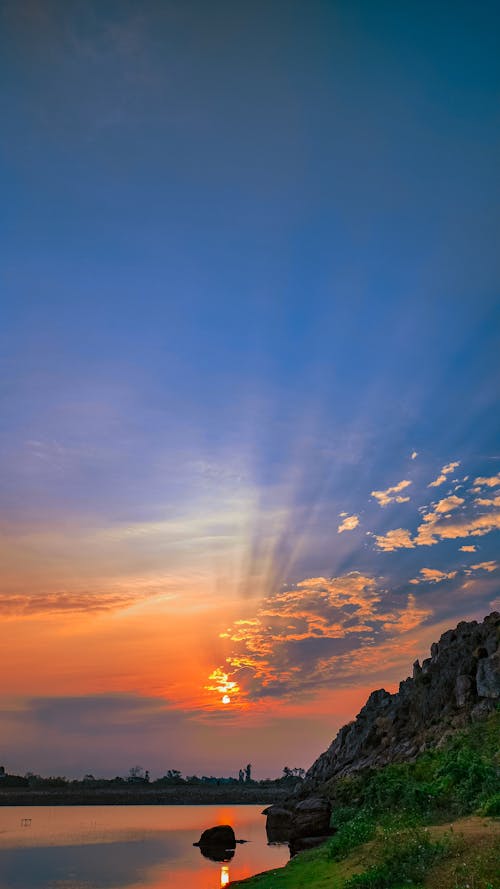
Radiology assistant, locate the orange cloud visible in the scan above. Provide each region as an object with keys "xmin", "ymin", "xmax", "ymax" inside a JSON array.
[
  {"xmin": 415, "ymin": 511, "xmax": 500, "ymax": 546},
  {"xmin": 410, "ymin": 567, "xmax": 457, "ymax": 584},
  {"xmin": 459, "ymin": 545, "xmax": 476, "ymax": 552},
  {"xmin": 475, "ymin": 495, "xmax": 500, "ymax": 507},
  {"xmin": 428, "ymin": 461, "xmax": 460, "ymax": 488},
  {"xmin": 207, "ymin": 572, "xmax": 433, "ymax": 706},
  {"xmin": 0, "ymin": 589, "xmax": 166, "ymax": 618},
  {"xmin": 376, "ymin": 489, "xmax": 500, "ymax": 552},
  {"xmin": 473, "ymin": 473, "xmax": 500, "ymax": 488},
  {"xmin": 371, "ymin": 479, "xmax": 412, "ymax": 507},
  {"xmin": 374, "ymin": 528, "xmax": 415, "ymax": 552},
  {"xmin": 432, "ymin": 495, "xmax": 465, "ymax": 514},
  {"xmin": 469, "ymin": 561, "xmax": 498, "ymax": 573},
  {"xmin": 337, "ymin": 514, "xmax": 360, "ymax": 533}
]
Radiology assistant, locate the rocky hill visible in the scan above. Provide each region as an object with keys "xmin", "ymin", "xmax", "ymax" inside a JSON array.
[{"xmin": 305, "ymin": 611, "xmax": 500, "ymax": 789}]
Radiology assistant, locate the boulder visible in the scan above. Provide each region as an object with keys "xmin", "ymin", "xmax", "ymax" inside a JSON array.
[
  {"xmin": 194, "ymin": 824, "xmax": 236, "ymax": 849},
  {"xmin": 290, "ymin": 797, "xmax": 332, "ymax": 839},
  {"xmin": 262, "ymin": 805, "xmax": 293, "ymax": 843}
]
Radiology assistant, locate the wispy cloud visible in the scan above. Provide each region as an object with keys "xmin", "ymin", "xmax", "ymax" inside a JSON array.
[
  {"xmin": 0, "ymin": 588, "xmax": 171, "ymax": 618},
  {"xmin": 371, "ymin": 479, "xmax": 412, "ymax": 508},
  {"xmin": 428, "ymin": 461, "xmax": 460, "ymax": 488}
]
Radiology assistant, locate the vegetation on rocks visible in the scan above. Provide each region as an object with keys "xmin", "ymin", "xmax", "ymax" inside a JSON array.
[{"xmin": 233, "ymin": 709, "xmax": 500, "ymax": 889}]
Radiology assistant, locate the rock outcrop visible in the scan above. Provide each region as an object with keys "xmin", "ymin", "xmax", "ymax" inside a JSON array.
[
  {"xmin": 263, "ymin": 797, "xmax": 334, "ymax": 856},
  {"xmin": 305, "ymin": 612, "xmax": 500, "ymax": 789}
]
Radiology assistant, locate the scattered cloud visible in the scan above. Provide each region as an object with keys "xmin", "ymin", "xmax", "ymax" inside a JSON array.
[
  {"xmin": 473, "ymin": 473, "xmax": 500, "ymax": 489},
  {"xmin": 208, "ymin": 572, "xmax": 432, "ymax": 704},
  {"xmin": 428, "ymin": 461, "xmax": 460, "ymax": 488},
  {"xmin": 374, "ymin": 528, "xmax": 415, "ymax": 552},
  {"xmin": 431, "ymin": 495, "xmax": 465, "ymax": 514},
  {"xmin": 376, "ymin": 482, "xmax": 500, "ymax": 551},
  {"xmin": 459, "ymin": 545, "xmax": 477, "ymax": 552},
  {"xmin": 415, "ymin": 510, "xmax": 500, "ymax": 547},
  {"xmin": 338, "ymin": 514, "xmax": 360, "ymax": 533},
  {"xmin": 371, "ymin": 479, "xmax": 412, "ymax": 508},
  {"xmin": 469, "ymin": 561, "xmax": 498, "ymax": 573},
  {"xmin": 410, "ymin": 568, "xmax": 457, "ymax": 585},
  {"xmin": 475, "ymin": 495, "xmax": 500, "ymax": 507}
]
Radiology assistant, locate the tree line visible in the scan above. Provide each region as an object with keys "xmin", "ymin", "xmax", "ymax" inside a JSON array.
[{"xmin": 0, "ymin": 763, "xmax": 305, "ymax": 788}]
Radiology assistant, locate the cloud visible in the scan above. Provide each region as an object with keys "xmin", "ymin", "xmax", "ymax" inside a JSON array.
[
  {"xmin": 0, "ymin": 589, "xmax": 167, "ymax": 618},
  {"xmin": 411, "ymin": 451, "xmax": 418, "ymax": 460},
  {"xmin": 475, "ymin": 495, "xmax": 500, "ymax": 507},
  {"xmin": 415, "ymin": 510, "xmax": 500, "ymax": 547},
  {"xmin": 374, "ymin": 528, "xmax": 415, "ymax": 552},
  {"xmin": 371, "ymin": 479, "xmax": 412, "ymax": 508},
  {"xmin": 410, "ymin": 568, "xmax": 457, "ymax": 585},
  {"xmin": 337, "ymin": 514, "xmax": 360, "ymax": 533},
  {"xmin": 459, "ymin": 545, "xmax": 476, "ymax": 552},
  {"xmin": 376, "ymin": 486, "xmax": 500, "ymax": 552},
  {"xmin": 428, "ymin": 461, "xmax": 460, "ymax": 488},
  {"xmin": 432, "ymin": 495, "xmax": 464, "ymax": 514},
  {"xmin": 469, "ymin": 561, "xmax": 498, "ymax": 573},
  {"xmin": 208, "ymin": 572, "xmax": 432, "ymax": 703},
  {"xmin": 473, "ymin": 473, "xmax": 500, "ymax": 489}
]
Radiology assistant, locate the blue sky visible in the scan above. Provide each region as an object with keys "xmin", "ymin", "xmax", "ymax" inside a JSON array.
[{"xmin": 0, "ymin": 0, "xmax": 499, "ymax": 778}]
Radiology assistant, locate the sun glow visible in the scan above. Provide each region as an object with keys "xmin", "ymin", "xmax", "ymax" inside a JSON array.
[
  {"xmin": 206, "ymin": 668, "xmax": 240, "ymax": 705},
  {"xmin": 221, "ymin": 865, "xmax": 230, "ymax": 886}
]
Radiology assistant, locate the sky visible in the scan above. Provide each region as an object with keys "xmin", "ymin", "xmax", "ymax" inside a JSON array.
[{"xmin": 1, "ymin": 0, "xmax": 499, "ymax": 780}]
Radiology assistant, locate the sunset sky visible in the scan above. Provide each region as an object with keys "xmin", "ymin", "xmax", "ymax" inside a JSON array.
[{"xmin": 1, "ymin": 0, "xmax": 499, "ymax": 780}]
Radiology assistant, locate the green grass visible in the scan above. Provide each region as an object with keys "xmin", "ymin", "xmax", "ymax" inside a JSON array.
[
  {"xmin": 343, "ymin": 826, "xmax": 447, "ymax": 889},
  {"xmin": 233, "ymin": 710, "xmax": 500, "ymax": 889}
]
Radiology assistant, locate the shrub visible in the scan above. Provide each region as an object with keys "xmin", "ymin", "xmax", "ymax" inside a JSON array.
[{"xmin": 479, "ymin": 792, "xmax": 500, "ymax": 817}]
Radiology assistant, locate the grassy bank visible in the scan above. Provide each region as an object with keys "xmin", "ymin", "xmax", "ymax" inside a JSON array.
[{"xmin": 234, "ymin": 710, "xmax": 500, "ymax": 889}]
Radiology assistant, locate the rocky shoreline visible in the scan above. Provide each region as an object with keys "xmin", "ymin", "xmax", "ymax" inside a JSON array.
[{"xmin": 305, "ymin": 611, "xmax": 500, "ymax": 789}]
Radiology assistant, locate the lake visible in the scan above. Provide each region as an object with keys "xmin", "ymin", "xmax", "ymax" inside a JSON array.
[{"xmin": 0, "ymin": 805, "xmax": 289, "ymax": 888}]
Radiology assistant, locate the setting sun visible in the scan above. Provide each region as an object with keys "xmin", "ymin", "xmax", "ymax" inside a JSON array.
[{"xmin": 222, "ymin": 694, "xmax": 231, "ymax": 704}]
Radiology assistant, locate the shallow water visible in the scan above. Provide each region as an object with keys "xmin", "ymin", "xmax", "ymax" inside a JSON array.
[{"xmin": 0, "ymin": 804, "xmax": 288, "ymax": 888}]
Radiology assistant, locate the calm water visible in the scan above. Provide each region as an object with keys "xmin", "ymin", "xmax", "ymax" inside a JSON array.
[{"xmin": 0, "ymin": 805, "xmax": 289, "ymax": 888}]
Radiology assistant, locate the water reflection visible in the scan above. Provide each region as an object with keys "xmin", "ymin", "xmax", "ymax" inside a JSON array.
[{"xmin": 0, "ymin": 805, "xmax": 288, "ymax": 889}]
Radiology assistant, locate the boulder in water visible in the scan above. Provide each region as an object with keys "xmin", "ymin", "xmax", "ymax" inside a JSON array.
[{"xmin": 194, "ymin": 824, "xmax": 237, "ymax": 860}]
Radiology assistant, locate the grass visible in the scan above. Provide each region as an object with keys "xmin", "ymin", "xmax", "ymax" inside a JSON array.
[{"xmin": 233, "ymin": 710, "xmax": 500, "ymax": 889}]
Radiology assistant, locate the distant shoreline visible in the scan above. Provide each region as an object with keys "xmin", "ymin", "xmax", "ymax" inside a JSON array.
[{"xmin": 0, "ymin": 785, "xmax": 289, "ymax": 807}]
